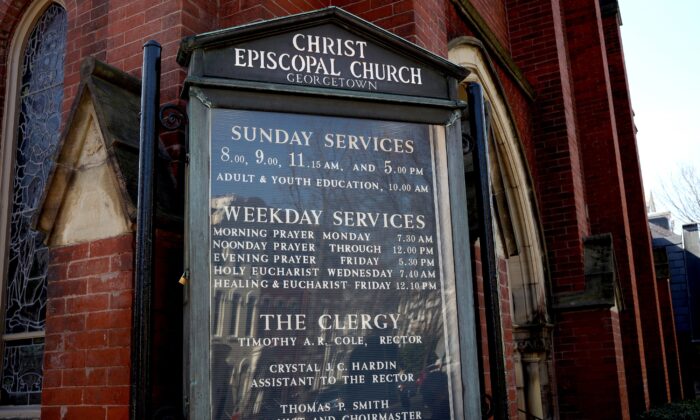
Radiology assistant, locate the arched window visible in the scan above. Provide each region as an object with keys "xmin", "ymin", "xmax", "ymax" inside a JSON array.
[{"xmin": 0, "ymin": 2, "xmax": 66, "ymax": 407}]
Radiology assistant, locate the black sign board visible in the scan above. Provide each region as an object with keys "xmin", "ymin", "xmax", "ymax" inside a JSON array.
[
  {"xmin": 181, "ymin": 7, "xmax": 479, "ymax": 420},
  {"xmin": 178, "ymin": 8, "xmax": 466, "ymax": 100},
  {"xmin": 199, "ymin": 23, "xmax": 448, "ymax": 98},
  {"xmin": 211, "ymin": 109, "xmax": 452, "ymax": 419}
]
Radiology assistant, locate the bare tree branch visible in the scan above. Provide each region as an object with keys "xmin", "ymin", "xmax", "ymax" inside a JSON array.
[{"xmin": 658, "ymin": 165, "xmax": 700, "ymax": 224}]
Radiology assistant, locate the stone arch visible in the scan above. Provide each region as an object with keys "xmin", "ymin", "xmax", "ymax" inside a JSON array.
[{"xmin": 449, "ymin": 36, "xmax": 552, "ymax": 420}]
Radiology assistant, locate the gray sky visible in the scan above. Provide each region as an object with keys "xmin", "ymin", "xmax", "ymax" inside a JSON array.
[{"xmin": 618, "ymin": 0, "xmax": 700, "ymax": 213}]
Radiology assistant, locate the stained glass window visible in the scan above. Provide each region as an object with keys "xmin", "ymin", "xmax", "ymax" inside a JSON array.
[{"xmin": 1, "ymin": 3, "xmax": 66, "ymax": 406}]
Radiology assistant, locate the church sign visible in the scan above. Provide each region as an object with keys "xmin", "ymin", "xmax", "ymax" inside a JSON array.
[
  {"xmin": 193, "ymin": 22, "xmax": 448, "ymax": 98},
  {"xmin": 178, "ymin": 7, "xmax": 479, "ymax": 419}
]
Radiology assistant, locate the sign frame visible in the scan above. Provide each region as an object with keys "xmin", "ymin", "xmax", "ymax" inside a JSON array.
[{"xmin": 179, "ymin": 7, "xmax": 480, "ymax": 419}]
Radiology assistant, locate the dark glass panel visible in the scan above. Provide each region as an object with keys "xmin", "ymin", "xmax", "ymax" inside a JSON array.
[
  {"xmin": 0, "ymin": 339, "xmax": 44, "ymax": 405},
  {"xmin": 5, "ymin": 4, "xmax": 66, "ymax": 334},
  {"xmin": 2, "ymin": 3, "xmax": 66, "ymax": 407}
]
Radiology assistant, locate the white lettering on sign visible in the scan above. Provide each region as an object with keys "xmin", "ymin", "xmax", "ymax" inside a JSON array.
[
  {"xmin": 292, "ymin": 33, "xmax": 367, "ymax": 58},
  {"xmin": 232, "ymin": 32, "xmax": 423, "ymax": 90}
]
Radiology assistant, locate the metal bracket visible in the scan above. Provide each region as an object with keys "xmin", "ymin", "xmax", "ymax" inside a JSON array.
[
  {"xmin": 462, "ymin": 132, "xmax": 474, "ymax": 154},
  {"xmin": 159, "ymin": 103, "xmax": 188, "ymax": 131}
]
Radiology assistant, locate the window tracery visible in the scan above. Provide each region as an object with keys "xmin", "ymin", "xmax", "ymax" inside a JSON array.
[{"xmin": 1, "ymin": 3, "xmax": 66, "ymax": 406}]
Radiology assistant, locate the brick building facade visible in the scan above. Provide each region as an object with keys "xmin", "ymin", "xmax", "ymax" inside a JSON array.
[{"xmin": 0, "ymin": 0, "xmax": 678, "ymax": 419}]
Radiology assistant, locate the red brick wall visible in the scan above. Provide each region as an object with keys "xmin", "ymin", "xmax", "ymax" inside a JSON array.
[
  {"xmin": 445, "ymin": 1, "xmax": 538, "ymax": 189},
  {"xmin": 41, "ymin": 234, "xmax": 134, "ymax": 420},
  {"xmin": 490, "ymin": 62, "xmax": 536, "ymax": 178},
  {"xmin": 561, "ymin": 0, "xmax": 653, "ymax": 413},
  {"xmin": 602, "ymin": 9, "xmax": 671, "ymax": 408},
  {"xmin": 469, "ymin": 0, "xmax": 509, "ymax": 48},
  {"xmin": 218, "ymin": 0, "xmax": 448, "ymax": 55},
  {"xmin": 473, "ymin": 245, "xmax": 519, "ymax": 419},
  {"xmin": 410, "ymin": 0, "xmax": 447, "ymax": 56},
  {"xmin": 334, "ymin": 0, "xmax": 447, "ymax": 54},
  {"xmin": 555, "ymin": 309, "xmax": 629, "ymax": 420},
  {"xmin": 0, "ymin": 0, "xmax": 216, "ymax": 159},
  {"xmin": 446, "ymin": 3, "xmax": 475, "ymax": 41},
  {"xmin": 497, "ymin": 258, "xmax": 518, "ymax": 419},
  {"xmin": 508, "ymin": 0, "xmax": 589, "ymax": 295},
  {"xmin": 219, "ymin": 0, "xmax": 328, "ymax": 28},
  {"xmin": 61, "ymin": 0, "xmax": 219, "ymax": 141}
]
